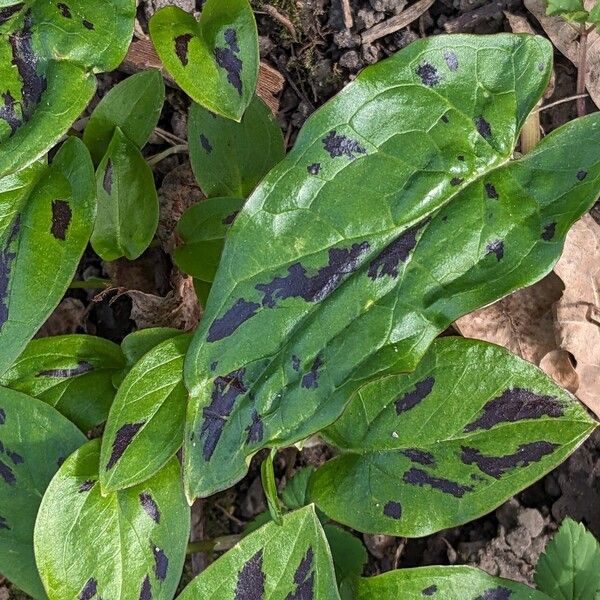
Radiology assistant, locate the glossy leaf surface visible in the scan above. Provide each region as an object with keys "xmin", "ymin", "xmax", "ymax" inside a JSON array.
[
  {"xmin": 0, "ymin": 137, "xmax": 95, "ymax": 377},
  {"xmin": 311, "ymin": 338, "xmax": 595, "ymax": 536},
  {"xmin": 84, "ymin": 69, "xmax": 166, "ymax": 164},
  {"xmin": 534, "ymin": 518, "xmax": 600, "ymax": 600},
  {"xmin": 183, "ymin": 34, "xmax": 600, "ymax": 499},
  {"xmin": 0, "ymin": 387, "xmax": 85, "ymax": 599},
  {"xmin": 91, "ymin": 127, "xmax": 159, "ymax": 261},
  {"xmin": 0, "ymin": 335, "xmax": 125, "ymax": 431},
  {"xmin": 177, "ymin": 505, "xmax": 340, "ymax": 600},
  {"xmin": 149, "ymin": 0, "xmax": 258, "ymax": 121},
  {"xmin": 174, "ymin": 196, "xmax": 244, "ymax": 282},
  {"xmin": 35, "ymin": 440, "xmax": 189, "ymax": 600},
  {"xmin": 188, "ymin": 95, "xmax": 284, "ymax": 197},
  {"xmin": 0, "ymin": 0, "xmax": 135, "ymax": 177},
  {"xmin": 100, "ymin": 334, "xmax": 191, "ymax": 492},
  {"xmin": 342, "ymin": 566, "xmax": 551, "ymax": 599}
]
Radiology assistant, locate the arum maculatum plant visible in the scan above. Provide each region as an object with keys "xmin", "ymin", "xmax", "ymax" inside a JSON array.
[{"xmin": 0, "ymin": 0, "xmax": 599, "ymax": 595}]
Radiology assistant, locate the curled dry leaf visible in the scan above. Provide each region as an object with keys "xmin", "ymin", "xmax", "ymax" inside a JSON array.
[
  {"xmin": 553, "ymin": 213, "xmax": 600, "ymax": 415},
  {"xmin": 539, "ymin": 350, "xmax": 579, "ymax": 394}
]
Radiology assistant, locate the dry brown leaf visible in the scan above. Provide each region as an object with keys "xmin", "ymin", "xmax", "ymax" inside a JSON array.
[
  {"xmin": 36, "ymin": 298, "xmax": 87, "ymax": 337},
  {"xmin": 454, "ymin": 273, "xmax": 564, "ymax": 364},
  {"xmin": 539, "ymin": 349, "xmax": 579, "ymax": 394},
  {"xmin": 525, "ymin": 0, "xmax": 600, "ymax": 109},
  {"xmin": 553, "ymin": 213, "xmax": 600, "ymax": 415}
]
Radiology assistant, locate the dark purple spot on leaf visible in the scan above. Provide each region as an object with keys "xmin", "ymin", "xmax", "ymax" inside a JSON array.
[
  {"xmin": 38, "ymin": 361, "xmax": 93, "ymax": 378},
  {"xmin": 78, "ymin": 479, "xmax": 95, "ymax": 492},
  {"xmin": 57, "ymin": 3, "xmax": 71, "ymax": 18},
  {"xmin": 486, "ymin": 240, "xmax": 504, "ymax": 261},
  {"xmin": 301, "ymin": 354, "xmax": 323, "ymax": 389},
  {"xmin": 383, "ymin": 500, "xmax": 402, "ymax": 519},
  {"xmin": 201, "ymin": 369, "xmax": 247, "ymax": 460},
  {"xmin": 416, "ymin": 62, "xmax": 441, "ymax": 86},
  {"xmin": 0, "ymin": 4, "xmax": 23, "ymax": 25},
  {"xmin": 307, "ymin": 163, "xmax": 320, "ymax": 175},
  {"xmin": 103, "ymin": 160, "xmax": 113, "ymax": 194},
  {"xmin": 542, "ymin": 222, "xmax": 556, "ymax": 241},
  {"xmin": 577, "ymin": 170, "xmax": 587, "ymax": 181},
  {"xmin": 322, "ymin": 130, "xmax": 366, "ymax": 160},
  {"xmin": 464, "ymin": 388, "xmax": 564, "ymax": 432},
  {"xmin": 403, "ymin": 468, "xmax": 473, "ymax": 498},
  {"xmin": 139, "ymin": 575, "xmax": 151, "ymax": 600},
  {"xmin": 0, "ymin": 515, "xmax": 9, "ymax": 530},
  {"xmin": 50, "ymin": 199, "xmax": 72, "ymax": 240},
  {"xmin": 225, "ymin": 28, "xmax": 240, "ymax": 53},
  {"xmin": 106, "ymin": 421, "xmax": 145, "ymax": 469},
  {"xmin": 175, "ymin": 33, "xmax": 193, "ymax": 66},
  {"xmin": 402, "ymin": 448, "xmax": 435, "ymax": 466},
  {"xmin": 441, "ymin": 114, "xmax": 449, "ymax": 123},
  {"xmin": 214, "ymin": 46, "xmax": 243, "ymax": 95},
  {"xmin": 245, "ymin": 410, "xmax": 264, "ymax": 444},
  {"xmin": 538, "ymin": 63, "xmax": 545, "ymax": 72},
  {"xmin": 292, "ymin": 355, "xmax": 300, "ymax": 371},
  {"xmin": 210, "ymin": 361, "xmax": 218, "ymax": 371},
  {"xmin": 458, "ymin": 155, "xmax": 465, "ymax": 161},
  {"xmin": 235, "ymin": 549, "xmax": 265, "ymax": 600},
  {"xmin": 0, "ymin": 217, "xmax": 20, "ymax": 332},
  {"xmin": 450, "ymin": 177, "xmax": 463, "ymax": 186},
  {"xmin": 200, "ymin": 134, "xmax": 212, "ymax": 153},
  {"xmin": 475, "ymin": 587, "xmax": 512, "ymax": 600},
  {"xmin": 222, "ymin": 211, "xmax": 239, "ymax": 226},
  {"xmin": 153, "ymin": 545, "xmax": 168, "ymax": 581},
  {"xmin": 207, "ymin": 299, "xmax": 260, "ymax": 342},
  {"xmin": 257, "ymin": 242, "xmax": 370, "ymax": 307},
  {"xmin": 368, "ymin": 218, "xmax": 429, "ymax": 280},
  {"xmin": 6, "ymin": 450, "xmax": 23, "ymax": 465},
  {"xmin": 0, "ymin": 409, "xmax": 5, "ymax": 425},
  {"xmin": 0, "ymin": 459, "xmax": 15, "ymax": 485},
  {"xmin": 444, "ymin": 51, "xmax": 458, "ymax": 71},
  {"xmin": 485, "ymin": 183, "xmax": 498, "ymax": 199},
  {"xmin": 79, "ymin": 577, "xmax": 97, "ymax": 600},
  {"xmin": 475, "ymin": 117, "xmax": 492, "ymax": 140},
  {"xmin": 422, "ymin": 585, "xmax": 437, "ymax": 596},
  {"xmin": 461, "ymin": 441, "xmax": 558, "ymax": 479},
  {"xmin": 395, "ymin": 376, "xmax": 434, "ymax": 414},
  {"xmin": 0, "ymin": 92, "xmax": 21, "ymax": 135},
  {"xmin": 139, "ymin": 492, "xmax": 160, "ymax": 523},
  {"xmin": 82, "ymin": 19, "xmax": 94, "ymax": 30},
  {"xmin": 285, "ymin": 547, "xmax": 314, "ymax": 600}
]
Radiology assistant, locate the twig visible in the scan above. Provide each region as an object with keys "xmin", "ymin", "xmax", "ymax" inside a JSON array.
[
  {"xmin": 263, "ymin": 4, "xmax": 297, "ymax": 40},
  {"xmin": 147, "ymin": 144, "xmax": 188, "ymax": 166},
  {"xmin": 340, "ymin": 0, "xmax": 353, "ymax": 30},
  {"xmin": 186, "ymin": 534, "xmax": 242, "ymax": 555},
  {"xmin": 361, "ymin": 0, "xmax": 435, "ymax": 45},
  {"xmin": 533, "ymin": 93, "xmax": 589, "ymax": 114},
  {"xmin": 577, "ymin": 22, "xmax": 589, "ymax": 117},
  {"xmin": 69, "ymin": 277, "xmax": 112, "ymax": 290},
  {"xmin": 154, "ymin": 126, "xmax": 186, "ymax": 146}
]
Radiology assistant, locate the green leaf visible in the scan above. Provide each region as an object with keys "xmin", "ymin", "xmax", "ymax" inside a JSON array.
[
  {"xmin": 0, "ymin": 335, "xmax": 125, "ymax": 431},
  {"xmin": 84, "ymin": 70, "xmax": 165, "ymax": 165},
  {"xmin": 342, "ymin": 566, "xmax": 552, "ymax": 599},
  {"xmin": 91, "ymin": 127, "xmax": 159, "ymax": 261},
  {"xmin": 177, "ymin": 505, "xmax": 340, "ymax": 600},
  {"xmin": 281, "ymin": 466, "xmax": 316, "ymax": 510},
  {"xmin": 182, "ymin": 34, "xmax": 600, "ymax": 499},
  {"xmin": 261, "ymin": 449, "xmax": 283, "ymax": 525},
  {"xmin": 0, "ymin": 387, "xmax": 86, "ymax": 599},
  {"xmin": 35, "ymin": 440, "xmax": 190, "ymax": 600},
  {"xmin": 534, "ymin": 518, "xmax": 600, "ymax": 599},
  {"xmin": 323, "ymin": 524, "xmax": 367, "ymax": 585},
  {"xmin": 0, "ymin": 0, "xmax": 135, "ymax": 177},
  {"xmin": 174, "ymin": 196, "xmax": 245, "ymax": 282},
  {"xmin": 0, "ymin": 137, "xmax": 95, "ymax": 377},
  {"xmin": 100, "ymin": 334, "xmax": 191, "ymax": 492},
  {"xmin": 309, "ymin": 338, "xmax": 595, "ymax": 536},
  {"xmin": 149, "ymin": 0, "xmax": 259, "ymax": 122},
  {"xmin": 589, "ymin": 1, "xmax": 600, "ymax": 25},
  {"xmin": 545, "ymin": 0, "xmax": 589, "ymax": 21},
  {"xmin": 188, "ymin": 95, "xmax": 285, "ymax": 197}
]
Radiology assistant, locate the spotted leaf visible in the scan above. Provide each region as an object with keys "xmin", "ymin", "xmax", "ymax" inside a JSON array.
[
  {"xmin": 309, "ymin": 338, "xmax": 596, "ymax": 536},
  {"xmin": 342, "ymin": 565, "xmax": 552, "ymax": 599},
  {"xmin": 0, "ymin": 387, "xmax": 85, "ymax": 599},
  {"xmin": 188, "ymin": 94, "xmax": 284, "ymax": 197},
  {"xmin": 0, "ymin": 137, "xmax": 95, "ymax": 377},
  {"xmin": 100, "ymin": 335, "xmax": 191, "ymax": 492},
  {"xmin": 182, "ymin": 34, "xmax": 600, "ymax": 499},
  {"xmin": 149, "ymin": 0, "xmax": 259, "ymax": 121},
  {"xmin": 91, "ymin": 126, "xmax": 159, "ymax": 261},
  {"xmin": 34, "ymin": 440, "xmax": 189, "ymax": 600},
  {"xmin": 177, "ymin": 505, "xmax": 340, "ymax": 600},
  {"xmin": 0, "ymin": 335, "xmax": 125, "ymax": 431},
  {"xmin": 0, "ymin": 0, "xmax": 135, "ymax": 177}
]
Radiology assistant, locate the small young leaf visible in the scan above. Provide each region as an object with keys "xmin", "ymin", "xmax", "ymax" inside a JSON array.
[
  {"xmin": 342, "ymin": 565, "xmax": 552, "ymax": 599},
  {"xmin": 310, "ymin": 338, "xmax": 596, "ymax": 537},
  {"xmin": 149, "ymin": 0, "xmax": 259, "ymax": 121},
  {"xmin": 84, "ymin": 69, "xmax": 165, "ymax": 164},
  {"xmin": 281, "ymin": 466, "xmax": 316, "ymax": 510},
  {"xmin": 0, "ymin": 137, "xmax": 95, "ymax": 377},
  {"xmin": 174, "ymin": 196, "xmax": 245, "ymax": 282},
  {"xmin": 0, "ymin": 335, "xmax": 125, "ymax": 431},
  {"xmin": 91, "ymin": 127, "xmax": 159, "ymax": 261},
  {"xmin": 260, "ymin": 449, "xmax": 283, "ymax": 525},
  {"xmin": 100, "ymin": 334, "xmax": 191, "ymax": 492},
  {"xmin": 177, "ymin": 505, "xmax": 340, "ymax": 600},
  {"xmin": 188, "ymin": 95, "xmax": 285, "ymax": 197},
  {"xmin": 0, "ymin": 387, "xmax": 86, "ymax": 599},
  {"xmin": 35, "ymin": 440, "xmax": 190, "ymax": 600},
  {"xmin": 534, "ymin": 518, "xmax": 600, "ymax": 599},
  {"xmin": 545, "ymin": 0, "xmax": 589, "ymax": 21},
  {"xmin": 323, "ymin": 524, "xmax": 367, "ymax": 585}
]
